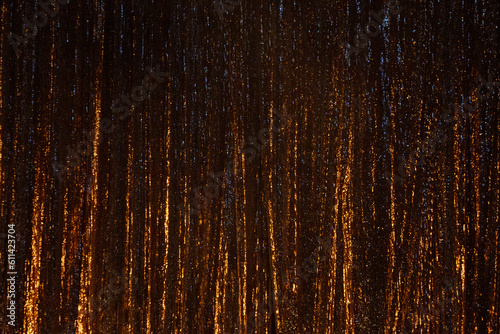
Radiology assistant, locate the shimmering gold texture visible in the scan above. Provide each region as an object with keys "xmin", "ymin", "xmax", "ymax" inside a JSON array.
[{"xmin": 1, "ymin": 0, "xmax": 500, "ymax": 333}]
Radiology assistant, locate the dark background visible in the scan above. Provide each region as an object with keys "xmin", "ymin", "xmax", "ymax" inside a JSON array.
[{"xmin": 1, "ymin": 0, "xmax": 499, "ymax": 333}]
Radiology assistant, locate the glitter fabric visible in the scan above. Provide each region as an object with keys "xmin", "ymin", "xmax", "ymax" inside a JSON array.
[{"xmin": 1, "ymin": 0, "xmax": 499, "ymax": 333}]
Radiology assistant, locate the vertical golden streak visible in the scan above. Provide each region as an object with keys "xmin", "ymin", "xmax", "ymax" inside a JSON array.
[
  {"xmin": 293, "ymin": 116, "xmax": 299, "ymax": 297},
  {"xmin": 146, "ymin": 118, "xmax": 152, "ymax": 333},
  {"xmin": 25, "ymin": 21, "xmax": 55, "ymax": 334},
  {"xmin": 58, "ymin": 55, "xmax": 84, "ymax": 330},
  {"xmin": 26, "ymin": 134, "xmax": 46, "ymax": 334},
  {"xmin": 318, "ymin": 85, "xmax": 332, "ymax": 333},
  {"xmin": 180, "ymin": 180, "xmax": 187, "ymax": 334},
  {"xmin": 267, "ymin": 104, "xmax": 279, "ymax": 331},
  {"xmin": 281, "ymin": 103, "xmax": 292, "ymax": 332},
  {"xmin": 26, "ymin": 158, "xmax": 43, "ymax": 334},
  {"xmin": 77, "ymin": 5, "xmax": 105, "ymax": 332},
  {"xmin": 487, "ymin": 121, "xmax": 500, "ymax": 332},
  {"xmin": 215, "ymin": 225, "xmax": 223, "ymax": 333},
  {"xmin": 240, "ymin": 152, "xmax": 248, "ymax": 334},
  {"xmin": 488, "ymin": 229, "xmax": 499, "ymax": 333},
  {"xmin": 223, "ymin": 242, "xmax": 229, "ymax": 333},
  {"xmin": 458, "ymin": 246, "xmax": 466, "ymax": 333},
  {"xmin": 76, "ymin": 81, "xmax": 101, "ymax": 333},
  {"xmin": 342, "ymin": 121, "xmax": 354, "ymax": 334},
  {"xmin": 327, "ymin": 108, "xmax": 342, "ymax": 333},
  {"xmin": 125, "ymin": 5, "xmax": 138, "ymax": 331},
  {"xmin": 472, "ymin": 98, "xmax": 481, "ymax": 333},
  {"xmin": 60, "ymin": 198, "xmax": 68, "ymax": 283},
  {"xmin": 234, "ymin": 118, "xmax": 245, "ymax": 333},
  {"xmin": 180, "ymin": 97, "xmax": 191, "ymax": 334},
  {"xmin": 125, "ymin": 139, "xmax": 134, "ymax": 333},
  {"xmin": 452, "ymin": 104, "xmax": 466, "ymax": 334},
  {"xmin": 385, "ymin": 96, "xmax": 397, "ymax": 334},
  {"xmin": 161, "ymin": 98, "xmax": 171, "ymax": 327},
  {"xmin": 328, "ymin": 88, "xmax": 342, "ymax": 334}
]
